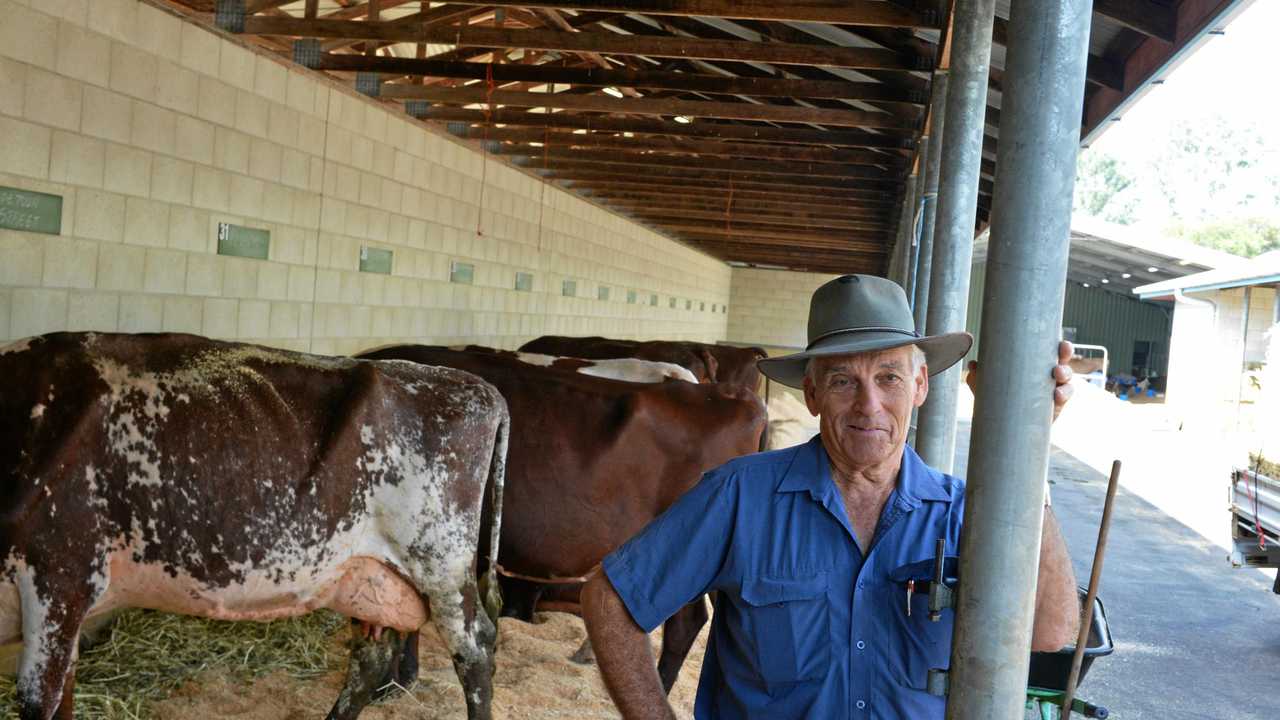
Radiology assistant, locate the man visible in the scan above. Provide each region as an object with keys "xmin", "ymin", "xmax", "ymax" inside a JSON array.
[{"xmin": 582, "ymin": 274, "xmax": 1079, "ymax": 719}]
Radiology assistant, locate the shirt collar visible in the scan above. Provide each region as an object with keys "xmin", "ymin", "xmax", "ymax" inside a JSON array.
[{"xmin": 776, "ymin": 435, "xmax": 954, "ymax": 505}]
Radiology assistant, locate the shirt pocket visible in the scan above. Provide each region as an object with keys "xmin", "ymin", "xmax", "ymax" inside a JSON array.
[
  {"xmin": 739, "ymin": 573, "xmax": 830, "ymax": 687},
  {"xmin": 886, "ymin": 558, "xmax": 957, "ymax": 690}
]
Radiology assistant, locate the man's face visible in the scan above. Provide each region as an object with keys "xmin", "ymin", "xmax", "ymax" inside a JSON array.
[{"xmin": 802, "ymin": 346, "xmax": 929, "ymax": 473}]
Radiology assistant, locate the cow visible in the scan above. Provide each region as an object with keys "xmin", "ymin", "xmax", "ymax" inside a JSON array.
[
  {"xmin": 518, "ymin": 336, "xmax": 767, "ymax": 393},
  {"xmin": 356, "ymin": 345, "xmax": 767, "ymax": 693},
  {"xmin": 456, "ymin": 346, "xmax": 697, "ymax": 384},
  {"xmin": 0, "ymin": 333, "xmax": 507, "ymax": 720}
]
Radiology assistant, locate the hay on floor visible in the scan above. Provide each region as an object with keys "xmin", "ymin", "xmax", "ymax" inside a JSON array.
[{"xmin": 0, "ymin": 608, "xmax": 348, "ymax": 720}]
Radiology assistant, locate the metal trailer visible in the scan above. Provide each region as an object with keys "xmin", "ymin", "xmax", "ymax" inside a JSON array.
[{"xmin": 1229, "ymin": 466, "xmax": 1280, "ymax": 594}]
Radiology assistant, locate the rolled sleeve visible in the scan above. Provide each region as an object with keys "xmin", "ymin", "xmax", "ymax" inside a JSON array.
[{"xmin": 602, "ymin": 470, "xmax": 736, "ymax": 632}]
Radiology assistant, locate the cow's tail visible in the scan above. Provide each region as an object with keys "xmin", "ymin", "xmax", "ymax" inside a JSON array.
[{"xmin": 479, "ymin": 397, "xmax": 509, "ymax": 627}]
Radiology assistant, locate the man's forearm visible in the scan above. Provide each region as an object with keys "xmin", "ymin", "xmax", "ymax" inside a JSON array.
[
  {"xmin": 1031, "ymin": 508, "xmax": 1080, "ymax": 651},
  {"xmin": 581, "ymin": 570, "xmax": 677, "ymax": 720}
]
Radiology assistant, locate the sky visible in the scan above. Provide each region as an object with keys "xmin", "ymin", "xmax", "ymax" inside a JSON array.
[{"xmin": 1076, "ymin": 0, "xmax": 1280, "ymax": 227}]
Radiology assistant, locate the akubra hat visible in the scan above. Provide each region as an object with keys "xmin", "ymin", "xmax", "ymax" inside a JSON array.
[{"xmin": 757, "ymin": 274, "xmax": 973, "ymax": 389}]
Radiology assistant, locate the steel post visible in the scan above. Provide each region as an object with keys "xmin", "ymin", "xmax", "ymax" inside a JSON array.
[
  {"xmin": 906, "ymin": 135, "xmax": 930, "ymax": 304},
  {"xmin": 916, "ymin": 0, "xmax": 997, "ymax": 473},
  {"xmin": 913, "ymin": 72, "xmax": 949, "ymax": 334},
  {"xmin": 946, "ymin": 1, "xmax": 1093, "ymax": 719},
  {"xmin": 892, "ymin": 173, "xmax": 920, "ymax": 286}
]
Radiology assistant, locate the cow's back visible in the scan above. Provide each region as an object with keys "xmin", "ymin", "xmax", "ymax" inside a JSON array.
[{"xmin": 0, "ymin": 333, "xmax": 501, "ymax": 611}]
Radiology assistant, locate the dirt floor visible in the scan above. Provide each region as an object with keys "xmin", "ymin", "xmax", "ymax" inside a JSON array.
[{"xmin": 150, "ymin": 611, "xmax": 707, "ymax": 720}]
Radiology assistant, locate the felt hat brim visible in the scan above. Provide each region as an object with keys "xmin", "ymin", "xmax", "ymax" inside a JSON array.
[{"xmin": 757, "ymin": 329, "xmax": 973, "ymax": 389}]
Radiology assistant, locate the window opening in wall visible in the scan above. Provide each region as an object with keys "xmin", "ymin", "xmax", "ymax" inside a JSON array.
[
  {"xmin": 700, "ymin": 302, "xmax": 706, "ymax": 311},
  {"xmin": 515, "ymin": 271, "xmax": 534, "ymax": 292},
  {"xmin": 598, "ymin": 286, "xmax": 610, "ymax": 301},
  {"xmin": 562, "ymin": 279, "xmax": 577, "ymax": 297},
  {"xmin": 650, "ymin": 294, "xmax": 658, "ymax": 307},
  {"xmin": 669, "ymin": 297, "xmax": 677, "ymax": 309},
  {"xmin": 685, "ymin": 299, "xmax": 692, "ymax": 310},
  {"xmin": 627, "ymin": 290, "xmax": 637, "ymax": 304},
  {"xmin": 722, "ymin": 305, "xmax": 727, "ymax": 314},
  {"xmin": 360, "ymin": 246, "xmax": 393, "ymax": 274},
  {"xmin": 450, "ymin": 261, "xmax": 475, "ymax": 284},
  {"xmin": 712, "ymin": 303, "xmax": 717, "ymax": 313}
]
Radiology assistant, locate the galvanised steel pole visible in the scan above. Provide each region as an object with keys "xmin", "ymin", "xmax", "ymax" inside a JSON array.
[
  {"xmin": 906, "ymin": 135, "xmax": 929, "ymax": 305},
  {"xmin": 891, "ymin": 173, "xmax": 920, "ymax": 286},
  {"xmin": 916, "ymin": 0, "xmax": 998, "ymax": 473},
  {"xmin": 947, "ymin": 1, "xmax": 1093, "ymax": 718},
  {"xmin": 912, "ymin": 71, "xmax": 949, "ymax": 334}
]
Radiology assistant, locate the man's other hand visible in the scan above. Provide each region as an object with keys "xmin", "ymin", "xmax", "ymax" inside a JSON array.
[{"xmin": 964, "ymin": 340, "xmax": 1074, "ymax": 421}]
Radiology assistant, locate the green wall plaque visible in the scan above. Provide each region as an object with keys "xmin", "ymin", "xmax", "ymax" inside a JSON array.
[
  {"xmin": 515, "ymin": 271, "xmax": 533, "ymax": 292},
  {"xmin": 562, "ymin": 279, "xmax": 577, "ymax": 297},
  {"xmin": 360, "ymin": 246, "xmax": 393, "ymax": 274},
  {"xmin": 0, "ymin": 186, "xmax": 62, "ymax": 235},
  {"xmin": 217, "ymin": 222, "xmax": 270, "ymax": 259},
  {"xmin": 450, "ymin": 261, "xmax": 474, "ymax": 284}
]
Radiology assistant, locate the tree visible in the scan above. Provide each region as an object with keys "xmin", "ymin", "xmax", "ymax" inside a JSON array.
[
  {"xmin": 1074, "ymin": 149, "xmax": 1138, "ymax": 224},
  {"xmin": 1166, "ymin": 217, "xmax": 1280, "ymax": 258}
]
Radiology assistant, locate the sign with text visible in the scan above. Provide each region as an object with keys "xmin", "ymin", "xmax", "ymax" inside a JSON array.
[
  {"xmin": 216, "ymin": 222, "xmax": 270, "ymax": 259},
  {"xmin": 360, "ymin": 246, "xmax": 393, "ymax": 274},
  {"xmin": 0, "ymin": 186, "xmax": 62, "ymax": 235}
]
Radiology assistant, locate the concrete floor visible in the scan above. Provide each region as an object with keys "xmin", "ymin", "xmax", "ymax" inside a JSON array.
[{"xmin": 954, "ymin": 423, "xmax": 1280, "ymax": 719}]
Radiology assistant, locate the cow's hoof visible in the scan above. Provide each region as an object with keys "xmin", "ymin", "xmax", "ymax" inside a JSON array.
[{"xmin": 569, "ymin": 638, "xmax": 596, "ymax": 665}]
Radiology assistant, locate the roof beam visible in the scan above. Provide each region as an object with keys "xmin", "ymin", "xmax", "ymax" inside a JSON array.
[
  {"xmin": 241, "ymin": 17, "xmax": 917, "ymax": 69},
  {"xmin": 539, "ymin": 164, "xmax": 900, "ymax": 191},
  {"xmin": 465, "ymin": 128, "xmax": 904, "ymax": 167},
  {"xmin": 566, "ymin": 180, "xmax": 894, "ymax": 205},
  {"xmin": 418, "ymin": 108, "xmax": 913, "ymax": 150},
  {"xmin": 1091, "ymin": 0, "xmax": 1177, "ymax": 43},
  {"xmin": 500, "ymin": 146, "xmax": 896, "ymax": 179},
  {"xmin": 621, "ymin": 209, "xmax": 888, "ymax": 231},
  {"xmin": 311, "ymin": 54, "xmax": 925, "ymax": 104},
  {"xmin": 601, "ymin": 199, "xmax": 890, "ymax": 222},
  {"xmin": 382, "ymin": 85, "xmax": 911, "ymax": 129},
  {"xmin": 433, "ymin": 1, "xmax": 941, "ymax": 27}
]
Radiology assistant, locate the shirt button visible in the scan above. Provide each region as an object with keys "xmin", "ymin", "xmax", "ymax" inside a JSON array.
[
  {"xmin": 857, "ymin": 700, "xmax": 867, "ymax": 710},
  {"xmin": 856, "ymin": 640, "xmax": 866, "ymax": 650}
]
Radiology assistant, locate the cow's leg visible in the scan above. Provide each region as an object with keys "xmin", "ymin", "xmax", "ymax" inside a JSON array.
[
  {"xmin": 326, "ymin": 624, "xmax": 407, "ymax": 720},
  {"xmin": 14, "ymin": 570, "xmax": 92, "ymax": 720},
  {"xmin": 656, "ymin": 596, "xmax": 709, "ymax": 694},
  {"xmin": 371, "ymin": 630, "xmax": 420, "ymax": 702},
  {"xmin": 51, "ymin": 666, "xmax": 75, "ymax": 720},
  {"xmin": 426, "ymin": 579, "xmax": 497, "ymax": 720},
  {"xmin": 497, "ymin": 576, "xmax": 542, "ymax": 620}
]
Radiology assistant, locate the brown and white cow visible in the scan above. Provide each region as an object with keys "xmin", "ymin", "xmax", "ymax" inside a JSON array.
[
  {"xmin": 0, "ymin": 333, "xmax": 507, "ymax": 720},
  {"xmin": 357, "ymin": 345, "xmax": 766, "ymax": 693},
  {"xmin": 518, "ymin": 335, "xmax": 767, "ymax": 393}
]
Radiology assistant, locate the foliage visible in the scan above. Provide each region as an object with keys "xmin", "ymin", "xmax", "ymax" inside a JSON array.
[
  {"xmin": 1073, "ymin": 150, "xmax": 1138, "ymax": 224},
  {"xmin": 0, "ymin": 609, "xmax": 347, "ymax": 720},
  {"xmin": 1165, "ymin": 217, "xmax": 1280, "ymax": 258},
  {"xmin": 1074, "ymin": 112, "xmax": 1280, "ymax": 256}
]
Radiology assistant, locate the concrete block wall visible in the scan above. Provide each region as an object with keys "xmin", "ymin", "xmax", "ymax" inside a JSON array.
[
  {"xmin": 0, "ymin": 0, "xmax": 731, "ymax": 355},
  {"xmin": 726, "ymin": 268, "xmax": 837, "ymax": 349}
]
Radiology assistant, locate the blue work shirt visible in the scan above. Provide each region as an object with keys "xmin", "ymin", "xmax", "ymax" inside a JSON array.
[{"xmin": 602, "ymin": 435, "xmax": 964, "ymax": 719}]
